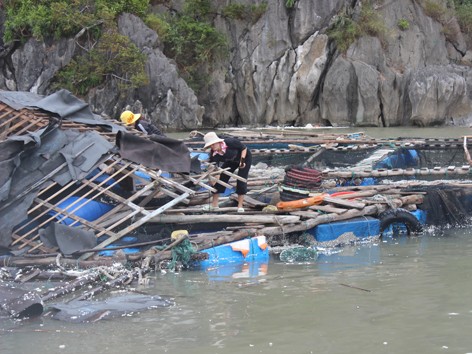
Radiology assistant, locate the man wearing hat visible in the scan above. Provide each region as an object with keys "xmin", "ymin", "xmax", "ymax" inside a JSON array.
[
  {"xmin": 203, "ymin": 132, "xmax": 252, "ymax": 212},
  {"xmin": 120, "ymin": 110, "xmax": 165, "ymax": 137}
]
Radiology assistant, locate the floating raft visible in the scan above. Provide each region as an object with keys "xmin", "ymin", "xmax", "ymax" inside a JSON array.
[
  {"xmin": 323, "ymin": 166, "xmax": 472, "ymax": 178},
  {"xmin": 3, "ymin": 91, "xmax": 472, "ymax": 316}
]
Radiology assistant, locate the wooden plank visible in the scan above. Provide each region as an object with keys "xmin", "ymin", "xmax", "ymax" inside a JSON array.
[
  {"xmin": 177, "ymin": 172, "xmax": 217, "ymax": 193},
  {"xmin": 230, "ymin": 194, "xmax": 267, "ymax": 207},
  {"xmin": 322, "ymin": 196, "xmax": 366, "ymax": 209},
  {"xmin": 328, "ymin": 190, "xmax": 378, "ymax": 199},
  {"xmin": 148, "ymin": 214, "xmax": 300, "ymax": 224},
  {"xmin": 290, "ymin": 211, "xmax": 321, "ymax": 218},
  {"xmin": 165, "ymin": 206, "xmax": 239, "ymax": 213},
  {"xmin": 80, "ymin": 192, "xmax": 192, "ymax": 260},
  {"xmin": 309, "ymin": 204, "xmax": 348, "ymax": 214}
]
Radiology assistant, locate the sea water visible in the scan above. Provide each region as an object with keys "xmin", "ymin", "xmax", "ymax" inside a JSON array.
[
  {"xmin": 2, "ymin": 126, "xmax": 472, "ymax": 354},
  {"xmin": 3, "ymin": 227, "xmax": 472, "ymax": 354}
]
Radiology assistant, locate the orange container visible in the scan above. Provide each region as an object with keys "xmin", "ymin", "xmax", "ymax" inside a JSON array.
[{"xmin": 276, "ymin": 193, "xmax": 327, "ymax": 210}]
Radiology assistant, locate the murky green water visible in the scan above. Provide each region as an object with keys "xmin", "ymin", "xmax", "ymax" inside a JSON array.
[
  {"xmin": 3, "ymin": 127, "xmax": 472, "ymax": 354},
  {"xmin": 3, "ymin": 228, "xmax": 472, "ymax": 354}
]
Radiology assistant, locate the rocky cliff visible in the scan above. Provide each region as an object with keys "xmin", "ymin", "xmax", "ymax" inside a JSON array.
[{"xmin": 1, "ymin": 0, "xmax": 472, "ymax": 130}]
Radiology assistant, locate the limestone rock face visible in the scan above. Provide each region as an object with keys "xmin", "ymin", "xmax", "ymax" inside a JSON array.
[
  {"xmin": 290, "ymin": 0, "xmax": 345, "ymax": 43},
  {"xmin": 106, "ymin": 14, "xmax": 203, "ymax": 131},
  {"xmin": 2, "ymin": 0, "xmax": 472, "ymax": 128},
  {"xmin": 409, "ymin": 66, "xmax": 470, "ymax": 126},
  {"xmin": 8, "ymin": 38, "xmax": 76, "ymax": 93},
  {"xmin": 207, "ymin": 0, "xmax": 472, "ymax": 128}
]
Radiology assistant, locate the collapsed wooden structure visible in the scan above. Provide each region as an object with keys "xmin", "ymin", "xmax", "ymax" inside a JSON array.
[
  {"xmin": 2, "ymin": 91, "xmax": 472, "ymax": 319},
  {"xmin": 2, "ymin": 99, "xmax": 472, "ymax": 262}
]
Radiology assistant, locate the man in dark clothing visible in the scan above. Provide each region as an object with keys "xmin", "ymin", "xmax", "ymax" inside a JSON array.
[
  {"xmin": 120, "ymin": 110, "xmax": 165, "ymax": 137},
  {"xmin": 202, "ymin": 132, "xmax": 252, "ymax": 212}
]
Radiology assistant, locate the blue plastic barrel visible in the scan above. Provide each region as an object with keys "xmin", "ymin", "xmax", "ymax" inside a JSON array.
[
  {"xmin": 85, "ymin": 168, "xmax": 123, "ymax": 192},
  {"xmin": 98, "ymin": 236, "xmax": 140, "ymax": 256},
  {"xmin": 52, "ymin": 196, "xmax": 114, "ymax": 226}
]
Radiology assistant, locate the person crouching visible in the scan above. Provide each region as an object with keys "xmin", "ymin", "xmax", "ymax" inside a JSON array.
[
  {"xmin": 120, "ymin": 110, "xmax": 166, "ymax": 137},
  {"xmin": 203, "ymin": 132, "xmax": 251, "ymax": 213}
]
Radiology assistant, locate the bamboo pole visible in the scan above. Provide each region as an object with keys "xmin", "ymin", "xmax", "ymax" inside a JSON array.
[
  {"xmin": 40, "ymin": 273, "xmax": 101, "ymax": 302},
  {"xmin": 323, "ymin": 165, "xmax": 472, "ymax": 178},
  {"xmin": 1, "ymin": 256, "xmax": 123, "ymax": 268},
  {"xmin": 143, "ymin": 228, "xmax": 260, "ymax": 263},
  {"xmin": 464, "ymin": 136, "xmax": 472, "ymax": 165},
  {"xmin": 258, "ymin": 204, "xmax": 386, "ymax": 237},
  {"xmin": 185, "ymin": 137, "xmax": 466, "ymax": 148},
  {"xmin": 148, "ymin": 214, "xmax": 300, "ymax": 224}
]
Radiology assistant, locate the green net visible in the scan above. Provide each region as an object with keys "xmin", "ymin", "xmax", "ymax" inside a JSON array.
[
  {"xmin": 168, "ymin": 238, "xmax": 198, "ymax": 269},
  {"xmin": 279, "ymin": 246, "xmax": 318, "ymax": 263}
]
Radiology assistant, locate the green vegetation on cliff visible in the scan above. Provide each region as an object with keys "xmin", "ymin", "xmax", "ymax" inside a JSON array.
[
  {"xmin": 52, "ymin": 29, "xmax": 148, "ymax": 95},
  {"xmin": 156, "ymin": 0, "xmax": 228, "ymax": 91},
  {"xmin": 328, "ymin": 0, "xmax": 472, "ymax": 53},
  {"xmin": 328, "ymin": 3, "xmax": 387, "ymax": 53},
  {"xmin": 3, "ymin": 0, "xmax": 266, "ymax": 95},
  {"xmin": 3, "ymin": 0, "xmax": 148, "ymax": 42},
  {"xmin": 145, "ymin": 1, "xmax": 266, "ymax": 90},
  {"xmin": 453, "ymin": 0, "xmax": 472, "ymax": 34},
  {"xmin": 4, "ymin": 0, "xmax": 150, "ymax": 95}
]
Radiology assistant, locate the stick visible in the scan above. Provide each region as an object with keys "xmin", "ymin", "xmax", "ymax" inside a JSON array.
[{"xmin": 339, "ymin": 283, "xmax": 372, "ymax": 292}]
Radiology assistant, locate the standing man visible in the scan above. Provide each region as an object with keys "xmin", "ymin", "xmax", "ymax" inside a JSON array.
[{"xmin": 203, "ymin": 132, "xmax": 252, "ymax": 212}]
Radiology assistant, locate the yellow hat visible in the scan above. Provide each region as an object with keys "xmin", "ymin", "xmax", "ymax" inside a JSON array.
[
  {"xmin": 171, "ymin": 230, "xmax": 189, "ymax": 240},
  {"xmin": 120, "ymin": 110, "xmax": 141, "ymax": 125}
]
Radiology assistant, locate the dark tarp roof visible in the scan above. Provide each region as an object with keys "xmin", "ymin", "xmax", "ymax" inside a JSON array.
[
  {"xmin": 0, "ymin": 90, "xmax": 44, "ymax": 110},
  {"xmin": 0, "ymin": 89, "xmax": 126, "ymax": 133},
  {"xmin": 49, "ymin": 293, "xmax": 174, "ymax": 322},
  {"xmin": 39, "ymin": 223, "xmax": 97, "ymax": 256},
  {"xmin": 0, "ymin": 124, "xmax": 113, "ymax": 247},
  {"xmin": 0, "ymin": 89, "xmax": 196, "ymax": 249},
  {"xmin": 0, "ymin": 285, "xmax": 44, "ymax": 318},
  {"xmin": 116, "ymin": 131, "xmax": 192, "ymax": 173}
]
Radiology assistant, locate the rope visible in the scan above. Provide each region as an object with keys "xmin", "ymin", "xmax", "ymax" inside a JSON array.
[
  {"xmin": 122, "ymin": 270, "xmax": 134, "ymax": 285},
  {"xmin": 97, "ymin": 266, "xmax": 117, "ymax": 281}
]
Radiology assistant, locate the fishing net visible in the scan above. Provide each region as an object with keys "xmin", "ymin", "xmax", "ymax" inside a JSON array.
[
  {"xmin": 407, "ymin": 185, "xmax": 471, "ymax": 226},
  {"xmin": 413, "ymin": 147, "xmax": 465, "ymax": 169},
  {"xmin": 252, "ymin": 152, "xmax": 311, "ymax": 167},
  {"xmin": 168, "ymin": 238, "xmax": 198, "ymax": 269},
  {"xmin": 373, "ymin": 146, "xmax": 466, "ymax": 172},
  {"xmin": 279, "ymin": 246, "xmax": 318, "ymax": 263},
  {"xmin": 305, "ymin": 148, "xmax": 379, "ymax": 170},
  {"xmin": 305, "ymin": 146, "xmax": 467, "ymax": 172}
]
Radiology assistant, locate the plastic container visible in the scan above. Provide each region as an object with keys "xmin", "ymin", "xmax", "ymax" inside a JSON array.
[
  {"xmin": 98, "ymin": 236, "xmax": 140, "ymax": 256},
  {"xmin": 309, "ymin": 216, "xmax": 380, "ymax": 242},
  {"xmin": 205, "ymin": 260, "xmax": 269, "ymax": 281},
  {"xmin": 194, "ymin": 235, "xmax": 269, "ymax": 269},
  {"xmin": 52, "ymin": 196, "xmax": 114, "ymax": 226}
]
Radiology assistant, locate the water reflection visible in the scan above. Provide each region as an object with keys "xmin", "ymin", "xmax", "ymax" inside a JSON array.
[
  {"xmin": 316, "ymin": 243, "xmax": 381, "ymax": 273},
  {"xmin": 204, "ymin": 261, "xmax": 269, "ymax": 282},
  {"xmin": 3, "ymin": 230, "xmax": 472, "ymax": 354}
]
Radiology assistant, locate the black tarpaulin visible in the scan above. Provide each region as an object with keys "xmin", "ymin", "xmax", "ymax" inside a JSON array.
[
  {"xmin": 0, "ymin": 125, "xmax": 113, "ymax": 247},
  {"xmin": 49, "ymin": 294, "xmax": 174, "ymax": 322},
  {"xmin": 39, "ymin": 223, "xmax": 97, "ymax": 255},
  {"xmin": 0, "ymin": 89, "xmax": 126, "ymax": 133},
  {"xmin": 0, "ymin": 132, "xmax": 42, "ymax": 202},
  {"xmin": 116, "ymin": 131, "xmax": 192, "ymax": 173},
  {"xmin": 0, "ymin": 285, "xmax": 44, "ymax": 318},
  {"xmin": 0, "ymin": 90, "xmax": 43, "ymax": 110}
]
